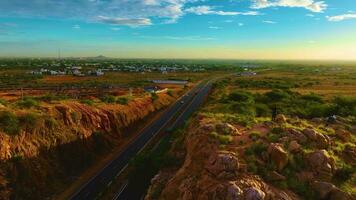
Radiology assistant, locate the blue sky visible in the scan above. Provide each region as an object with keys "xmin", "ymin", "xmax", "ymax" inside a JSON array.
[{"xmin": 0, "ymin": 0, "xmax": 355, "ymax": 59}]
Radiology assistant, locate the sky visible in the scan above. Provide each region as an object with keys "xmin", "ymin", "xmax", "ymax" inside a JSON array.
[{"xmin": 0, "ymin": 0, "xmax": 355, "ymax": 60}]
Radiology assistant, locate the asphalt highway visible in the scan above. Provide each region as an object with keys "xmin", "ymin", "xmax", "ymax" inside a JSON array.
[
  {"xmin": 68, "ymin": 81, "xmax": 209, "ymax": 200},
  {"xmin": 113, "ymin": 80, "xmax": 213, "ymax": 200}
]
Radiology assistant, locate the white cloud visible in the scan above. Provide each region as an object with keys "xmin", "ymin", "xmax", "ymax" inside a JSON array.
[
  {"xmin": 327, "ymin": 14, "xmax": 356, "ymax": 22},
  {"xmin": 208, "ymin": 26, "xmax": 221, "ymax": 29},
  {"xmin": 110, "ymin": 27, "xmax": 121, "ymax": 31},
  {"xmin": 263, "ymin": 20, "xmax": 276, "ymax": 24},
  {"xmin": 0, "ymin": 0, "xmax": 200, "ymax": 26},
  {"xmin": 251, "ymin": 0, "xmax": 327, "ymax": 13},
  {"xmin": 73, "ymin": 25, "xmax": 80, "ymax": 29},
  {"xmin": 186, "ymin": 6, "xmax": 260, "ymax": 16},
  {"xmin": 238, "ymin": 23, "xmax": 244, "ymax": 26},
  {"xmin": 97, "ymin": 16, "xmax": 152, "ymax": 26}
]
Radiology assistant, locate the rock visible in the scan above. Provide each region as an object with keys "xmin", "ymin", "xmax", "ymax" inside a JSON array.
[
  {"xmin": 296, "ymin": 171, "xmax": 314, "ymax": 182},
  {"xmin": 275, "ymin": 114, "xmax": 287, "ymax": 123},
  {"xmin": 311, "ymin": 118, "xmax": 323, "ymax": 124},
  {"xmin": 288, "ymin": 140, "xmax": 301, "ymax": 153},
  {"xmin": 287, "ymin": 128, "xmax": 307, "ymax": 144},
  {"xmin": 268, "ymin": 171, "xmax": 286, "ymax": 181},
  {"xmin": 267, "ymin": 143, "xmax": 289, "ymax": 171},
  {"xmin": 201, "ymin": 123, "xmax": 215, "ymax": 132},
  {"xmin": 343, "ymin": 144, "xmax": 356, "ymax": 166},
  {"xmin": 306, "ymin": 150, "xmax": 336, "ymax": 181},
  {"xmin": 206, "ymin": 151, "xmax": 239, "ymax": 179},
  {"xmin": 335, "ymin": 129, "xmax": 351, "ymax": 142},
  {"xmin": 312, "ymin": 181, "xmax": 350, "ymax": 200},
  {"xmin": 216, "ymin": 123, "xmax": 241, "ymax": 136},
  {"xmin": 303, "ymin": 128, "xmax": 330, "ymax": 149},
  {"xmin": 244, "ymin": 187, "xmax": 266, "ymax": 200},
  {"xmin": 329, "ymin": 187, "xmax": 351, "ymax": 200},
  {"xmin": 226, "ymin": 182, "xmax": 243, "ymax": 200},
  {"xmin": 312, "ymin": 181, "xmax": 336, "ymax": 199}
]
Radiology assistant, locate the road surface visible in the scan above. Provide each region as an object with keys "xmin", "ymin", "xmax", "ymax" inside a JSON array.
[
  {"xmin": 68, "ymin": 81, "xmax": 211, "ymax": 200},
  {"xmin": 112, "ymin": 80, "xmax": 213, "ymax": 200}
]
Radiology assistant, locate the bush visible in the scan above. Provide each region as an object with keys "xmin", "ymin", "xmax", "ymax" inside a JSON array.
[
  {"xmin": 100, "ymin": 95, "xmax": 116, "ymax": 103},
  {"xmin": 167, "ymin": 89, "xmax": 173, "ymax": 97},
  {"xmin": 0, "ymin": 111, "xmax": 20, "ymax": 135},
  {"xmin": 16, "ymin": 97, "xmax": 39, "ymax": 108},
  {"xmin": 266, "ymin": 89, "xmax": 290, "ymax": 102},
  {"xmin": 117, "ymin": 97, "xmax": 129, "ymax": 105},
  {"xmin": 301, "ymin": 93, "xmax": 324, "ymax": 103},
  {"xmin": 0, "ymin": 98, "xmax": 8, "ymax": 106},
  {"xmin": 333, "ymin": 96, "xmax": 356, "ymax": 116},
  {"xmin": 255, "ymin": 103, "xmax": 271, "ymax": 117},
  {"xmin": 231, "ymin": 102, "xmax": 255, "ymax": 116},
  {"xmin": 333, "ymin": 164, "xmax": 355, "ymax": 183},
  {"xmin": 228, "ymin": 91, "xmax": 254, "ymax": 102},
  {"xmin": 249, "ymin": 131, "xmax": 261, "ymax": 141},
  {"xmin": 209, "ymin": 131, "xmax": 233, "ymax": 144},
  {"xmin": 18, "ymin": 113, "xmax": 39, "ymax": 132},
  {"xmin": 151, "ymin": 93, "xmax": 159, "ymax": 102},
  {"xmin": 80, "ymin": 99, "xmax": 94, "ymax": 106},
  {"xmin": 245, "ymin": 142, "xmax": 267, "ymax": 156}
]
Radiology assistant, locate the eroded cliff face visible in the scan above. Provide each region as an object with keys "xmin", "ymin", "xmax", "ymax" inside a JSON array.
[
  {"xmin": 0, "ymin": 93, "xmax": 176, "ymax": 200},
  {"xmin": 145, "ymin": 114, "xmax": 355, "ymax": 200}
]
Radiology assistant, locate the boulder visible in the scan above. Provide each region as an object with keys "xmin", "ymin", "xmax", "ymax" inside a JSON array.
[
  {"xmin": 268, "ymin": 171, "xmax": 286, "ymax": 181},
  {"xmin": 288, "ymin": 140, "xmax": 301, "ymax": 153},
  {"xmin": 275, "ymin": 114, "xmax": 287, "ymax": 123},
  {"xmin": 267, "ymin": 143, "xmax": 289, "ymax": 171},
  {"xmin": 216, "ymin": 123, "xmax": 241, "ymax": 136},
  {"xmin": 306, "ymin": 150, "xmax": 336, "ymax": 181},
  {"xmin": 287, "ymin": 128, "xmax": 307, "ymax": 144},
  {"xmin": 312, "ymin": 181, "xmax": 350, "ymax": 200},
  {"xmin": 226, "ymin": 182, "xmax": 243, "ymax": 200},
  {"xmin": 335, "ymin": 129, "xmax": 351, "ymax": 142},
  {"xmin": 244, "ymin": 187, "xmax": 266, "ymax": 200},
  {"xmin": 303, "ymin": 128, "xmax": 330, "ymax": 149},
  {"xmin": 312, "ymin": 181, "xmax": 336, "ymax": 199},
  {"xmin": 206, "ymin": 151, "xmax": 239, "ymax": 179},
  {"xmin": 343, "ymin": 145, "xmax": 356, "ymax": 166}
]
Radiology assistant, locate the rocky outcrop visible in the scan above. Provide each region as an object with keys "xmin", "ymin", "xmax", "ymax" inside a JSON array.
[
  {"xmin": 288, "ymin": 140, "xmax": 301, "ymax": 153},
  {"xmin": 267, "ymin": 143, "xmax": 289, "ymax": 171},
  {"xmin": 312, "ymin": 181, "xmax": 351, "ymax": 200},
  {"xmin": 216, "ymin": 123, "xmax": 241, "ymax": 136},
  {"xmin": 306, "ymin": 150, "xmax": 336, "ymax": 181},
  {"xmin": 206, "ymin": 151, "xmax": 239, "ymax": 179},
  {"xmin": 303, "ymin": 128, "xmax": 330, "ymax": 149}
]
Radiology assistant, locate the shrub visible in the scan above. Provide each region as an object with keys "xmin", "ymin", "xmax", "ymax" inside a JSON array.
[
  {"xmin": 255, "ymin": 103, "xmax": 271, "ymax": 117},
  {"xmin": 245, "ymin": 142, "xmax": 267, "ymax": 156},
  {"xmin": 209, "ymin": 131, "xmax": 233, "ymax": 144},
  {"xmin": 267, "ymin": 133, "xmax": 280, "ymax": 143},
  {"xmin": 249, "ymin": 131, "xmax": 261, "ymax": 141},
  {"xmin": 80, "ymin": 99, "xmax": 94, "ymax": 106},
  {"xmin": 17, "ymin": 97, "xmax": 39, "ymax": 108},
  {"xmin": 100, "ymin": 95, "xmax": 116, "ymax": 103},
  {"xmin": 228, "ymin": 91, "xmax": 254, "ymax": 102},
  {"xmin": 151, "ymin": 93, "xmax": 159, "ymax": 102},
  {"xmin": 333, "ymin": 96, "xmax": 356, "ymax": 116},
  {"xmin": 231, "ymin": 102, "xmax": 255, "ymax": 116},
  {"xmin": 18, "ymin": 113, "xmax": 39, "ymax": 132},
  {"xmin": 0, "ymin": 98, "xmax": 8, "ymax": 106},
  {"xmin": 301, "ymin": 93, "xmax": 324, "ymax": 103},
  {"xmin": 117, "ymin": 97, "xmax": 129, "ymax": 105},
  {"xmin": 167, "ymin": 89, "xmax": 173, "ymax": 97},
  {"xmin": 266, "ymin": 89, "xmax": 290, "ymax": 102},
  {"xmin": 0, "ymin": 111, "xmax": 20, "ymax": 135},
  {"xmin": 333, "ymin": 164, "xmax": 355, "ymax": 183}
]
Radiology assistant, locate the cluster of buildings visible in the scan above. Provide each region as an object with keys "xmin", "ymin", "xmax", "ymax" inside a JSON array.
[{"xmin": 29, "ymin": 67, "xmax": 105, "ymax": 77}]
